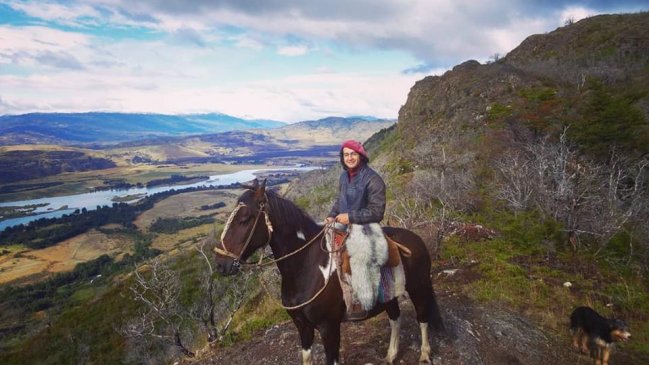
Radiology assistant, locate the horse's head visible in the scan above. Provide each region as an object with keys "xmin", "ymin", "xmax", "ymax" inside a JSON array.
[{"xmin": 214, "ymin": 179, "xmax": 273, "ymax": 275}]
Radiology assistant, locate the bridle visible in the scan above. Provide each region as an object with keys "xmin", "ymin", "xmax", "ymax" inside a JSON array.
[
  {"xmin": 214, "ymin": 200, "xmax": 273, "ymax": 269},
  {"xmin": 215, "ymin": 197, "xmax": 331, "ymax": 267},
  {"xmin": 215, "ymin": 197, "xmax": 337, "ymax": 309}
]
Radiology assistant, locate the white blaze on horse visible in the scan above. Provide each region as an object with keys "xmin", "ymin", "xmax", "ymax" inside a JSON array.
[{"xmin": 214, "ymin": 179, "xmax": 444, "ymax": 364}]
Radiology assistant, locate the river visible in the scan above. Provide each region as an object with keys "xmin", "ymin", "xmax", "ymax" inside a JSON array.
[{"xmin": 0, "ymin": 167, "xmax": 312, "ymax": 231}]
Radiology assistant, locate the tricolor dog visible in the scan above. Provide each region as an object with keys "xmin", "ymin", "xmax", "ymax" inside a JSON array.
[{"xmin": 570, "ymin": 306, "xmax": 631, "ymax": 365}]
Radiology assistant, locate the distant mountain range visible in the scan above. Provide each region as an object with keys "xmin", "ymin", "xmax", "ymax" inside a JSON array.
[
  {"xmin": 0, "ymin": 112, "xmax": 286, "ymax": 145},
  {"xmin": 99, "ymin": 116, "xmax": 395, "ymax": 164},
  {"xmin": 0, "ymin": 114, "xmax": 395, "ymax": 182}
]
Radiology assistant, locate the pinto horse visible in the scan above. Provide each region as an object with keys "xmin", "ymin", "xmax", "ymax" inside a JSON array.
[{"xmin": 214, "ymin": 179, "xmax": 444, "ymax": 364}]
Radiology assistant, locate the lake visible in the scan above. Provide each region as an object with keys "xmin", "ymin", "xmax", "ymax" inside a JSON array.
[{"xmin": 0, "ymin": 167, "xmax": 312, "ymax": 231}]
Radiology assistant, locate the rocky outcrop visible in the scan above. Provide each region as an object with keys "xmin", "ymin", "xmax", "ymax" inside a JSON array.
[
  {"xmin": 505, "ymin": 13, "xmax": 649, "ymax": 85},
  {"xmin": 392, "ymin": 12, "xmax": 649, "ymax": 171}
]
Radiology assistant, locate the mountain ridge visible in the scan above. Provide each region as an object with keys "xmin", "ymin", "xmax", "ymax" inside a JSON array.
[{"xmin": 0, "ymin": 112, "xmax": 286, "ymax": 145}]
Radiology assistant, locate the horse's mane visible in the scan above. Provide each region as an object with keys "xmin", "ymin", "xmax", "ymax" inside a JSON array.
[{"xmin": 264, "ymin": 189, "xmax": 317, "ymax": 233}]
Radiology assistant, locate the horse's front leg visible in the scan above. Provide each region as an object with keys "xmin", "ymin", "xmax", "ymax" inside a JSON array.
[
  {"xmin": 293, "ymin": 317, "xmax": 316, "ymax": 365},
  {"xmin": 317, "ymin": 321, "xmax": 341, "ymax": 365}
]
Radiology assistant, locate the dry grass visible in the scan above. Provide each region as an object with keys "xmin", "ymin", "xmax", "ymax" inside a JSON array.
[
  {"xmin": 150, "ymin": 225, "xmax": 213, "ymax": 252},
  {"xmin": 0, "ymin": 229, "xmax": 133, "ymax": 285},
  {"xmin": 134, "ymin": 189, "xmax": 240, "ymax": 230},
  {"xmin": 0, "ymin": 188, "xmax": 243, "ymax": 285}
]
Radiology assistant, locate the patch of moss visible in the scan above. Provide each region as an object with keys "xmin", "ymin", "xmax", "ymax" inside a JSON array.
[
  {"xmin": 519, "ymin": 87, "xmax": 557, "ymax": 103},
  {"xmin": 486, "ymin": 103, "xmax": 513, "ymax": 122},
  {"xmin": 70, "ymin": 287, "xmax": 98, "ymax": 303}
]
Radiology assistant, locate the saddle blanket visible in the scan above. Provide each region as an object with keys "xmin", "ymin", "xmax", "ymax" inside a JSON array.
[{"xmin": 328, "ymin": 223, "xmax": 406, "ymax": 311}]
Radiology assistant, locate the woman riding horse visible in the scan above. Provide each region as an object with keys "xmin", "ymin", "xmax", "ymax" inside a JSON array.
[
  {"xmin": 325, "ymin": 139, "xmax": 387, "ymax": 319},
  {"xmin": 214, "ymin": 179, "xmax": 444, "ymax": 364}
]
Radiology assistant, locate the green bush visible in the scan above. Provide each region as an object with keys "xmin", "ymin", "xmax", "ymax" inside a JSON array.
[{"xmin": 569, "ymin": 78, "xmax": 649, "ymax": 158}]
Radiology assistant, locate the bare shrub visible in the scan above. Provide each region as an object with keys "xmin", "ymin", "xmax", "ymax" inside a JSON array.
[
  {"xmin": 387, "ymin": 139, "xmax": 475, "ymax": 257},
  {"xmin": 120, "ymin": 236, "xmax": 257, "ymax": 363},
  {"xmin": 493, "ymin": 150, "xmax": 536, "ymax": 211},
  {"xmin": 120, "ymin": 257, "xmax": 195, "ymax": 362},
  {"xmin": 193, "ymin": 233, "xmax": 256, "ymax": 343},
  {"xmin": 493, "ymin": 127, "xmax": 648, "ymax": 256}
]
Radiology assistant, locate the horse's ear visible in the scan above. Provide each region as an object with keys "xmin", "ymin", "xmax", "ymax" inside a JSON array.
[
  {"xmin": 251, "ymin": 179, "xmax": 260, "ymax": 189},
  {"xmin": 254, "ymin": 179, "xmax": 267, "ymax": 201},
  {"xmin": 240, "ymin": 179, "xmax": 259, "ymax": 190}
]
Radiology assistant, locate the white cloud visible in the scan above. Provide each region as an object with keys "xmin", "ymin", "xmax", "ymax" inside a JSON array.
[
  {"xmin": 0, "ymin": 26, "xmax": 89, "ymax": 54},
  {"xmin": 2, "ymin": 0, "xmax": 646, "ymax": 121},
  {"xmin": 233, "ymin": 35, "xmax": 265, "ymax": 50},
  {"xmin": 0, "ymin": 66, "xmax": 427, "ymax": 122},
  {"xmin": 559, "ymin": 6, "xmax": 597, "ymax": 25},
  {"xmin": 7, "ymin": 0, "xmax": 102, "ymax": 26},
  {"xmin": 277, "ymin": 45, "xmax": 309, "ymax": 56}
]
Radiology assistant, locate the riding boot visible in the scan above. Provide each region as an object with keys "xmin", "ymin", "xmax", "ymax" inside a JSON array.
[{"xmin": 345, "ymin": 302, "xmax": 368, "ymax": 321}]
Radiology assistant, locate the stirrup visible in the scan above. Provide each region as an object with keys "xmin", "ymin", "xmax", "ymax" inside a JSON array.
[{"xmin": 345, "ymin": 302, "xmax": 369, "ymax": 321}]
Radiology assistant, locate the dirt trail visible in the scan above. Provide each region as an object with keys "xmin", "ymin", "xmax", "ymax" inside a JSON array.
[
  {"xmin": 184, "ymin": 292, "xmax": 638, "ymax": 365},
  {"xmin": 184, "ymin": 266, "xmax": 647, "ymax": 365}
]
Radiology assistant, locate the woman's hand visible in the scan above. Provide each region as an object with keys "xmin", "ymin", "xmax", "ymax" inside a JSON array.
[{"xmin": 335, "ymin": 213, "xmax": 350, "ymax": 225}]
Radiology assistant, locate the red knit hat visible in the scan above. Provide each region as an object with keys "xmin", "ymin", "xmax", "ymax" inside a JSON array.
[{"xmin": 341, "ymin": 139, "xmax": 368, "ymax": 159}]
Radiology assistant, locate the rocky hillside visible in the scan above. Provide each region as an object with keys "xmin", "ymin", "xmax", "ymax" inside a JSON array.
[
  {"xmin": 394, "ymin": 12, "xmax": 648, "ymax": 162},
  {"xmin": 506, "ymin": 12, "xmax": 649, "ymax": 85}
]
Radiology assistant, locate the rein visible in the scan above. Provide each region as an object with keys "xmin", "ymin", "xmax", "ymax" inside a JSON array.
[{"xmin": 216, "ymin": 199, "xmax": 339, "ymax": 310}]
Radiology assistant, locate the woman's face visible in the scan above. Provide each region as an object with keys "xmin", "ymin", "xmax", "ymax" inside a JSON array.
[{"xmin": 342, "ymin": 147, "xmax": 360, "ymax": 169}]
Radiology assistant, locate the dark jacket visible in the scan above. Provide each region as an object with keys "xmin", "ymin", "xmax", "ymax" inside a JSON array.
[{"xmin": 328, "ymin": 164, "xmax": 386, "ymax": 224}]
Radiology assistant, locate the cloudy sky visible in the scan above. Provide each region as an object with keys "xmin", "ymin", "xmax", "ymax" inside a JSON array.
[{"xmin": 0, "ymin": 1, "xmax": 646, "ymax": 122}]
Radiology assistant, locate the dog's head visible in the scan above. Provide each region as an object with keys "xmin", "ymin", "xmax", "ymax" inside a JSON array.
[{"xmin": 609, "ymin": 319, "xmax": 631, "ymax": 342}]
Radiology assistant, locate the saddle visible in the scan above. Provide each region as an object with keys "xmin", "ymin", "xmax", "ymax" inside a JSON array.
[{"xmin": 330, "ymin": 228, "xmax": 411, "ymax": 275}]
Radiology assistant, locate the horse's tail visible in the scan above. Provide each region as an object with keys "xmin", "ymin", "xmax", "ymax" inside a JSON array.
[{"xmin": 427, "ymin": 289, "xmax": 445, "ymax": 332}]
